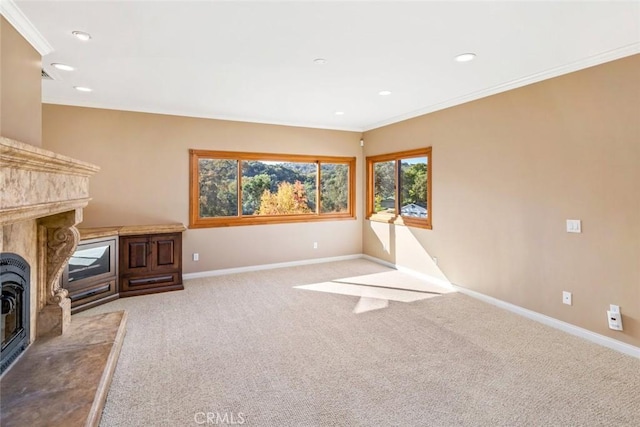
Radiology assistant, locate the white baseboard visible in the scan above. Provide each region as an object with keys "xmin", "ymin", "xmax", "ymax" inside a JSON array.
[
  {"xmin": 182, "ymin": 254, "xmax": 363, "ymax": 280},
  {"xmin": 363, "ymin": 255, "xmax": 640, "ymax": 359}
]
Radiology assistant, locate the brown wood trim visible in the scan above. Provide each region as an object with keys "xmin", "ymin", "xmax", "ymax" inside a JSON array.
[
  {"xmin": 316, "ymin": 161, "xmax": 321, "ymax": 214},
  {"xmin": 189, "ymin": 149, "xmax": 199, "ymax": 228},
  {"xmin": 348, "ymin": 156, "xmax": 356, "ymax": 218},
  {"xmin": 190, "ymin": 149, "xmax": 353, "ymax": 164},
  {"xmin": 190, "ymin": 213, "xmax": 355, "ymax": 228},
  {"xmin": 365, "ymin": 148, "xmax": 430, "ymax": 164},
  {"xmin": 189, "ymin": 150, "xmax": 356, "ymax": 228}
]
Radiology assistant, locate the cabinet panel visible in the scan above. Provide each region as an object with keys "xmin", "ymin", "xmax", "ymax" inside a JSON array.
[
  {"xmin": 120, "ymin": 236, "xmax": 150, "ymax": 275},
  {"xmin": 151, "ymin": 234, "xmax": 181, "ymax": 271},
  {"xmin": 121, "ymin": 237, "xmax": 149, "ymax": 271},
  {"xmin": 129, "ymin": 242, "xmax": 148, "ymax": 269}
]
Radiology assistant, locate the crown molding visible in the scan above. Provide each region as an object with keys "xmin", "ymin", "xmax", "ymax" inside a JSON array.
[
  {"xmin": 0, "ymin": 0, "xmax": 53, "ymax": 56},
  {"xmin": 364, "ymin": 42, "xmax": 640, "ymax": 131},
  {"xmin": 41, "ymin": 98, "xmax": 364, "ymax": 133}
]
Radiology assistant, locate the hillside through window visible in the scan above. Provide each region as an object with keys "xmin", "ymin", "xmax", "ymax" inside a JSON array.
[
  {"xmin": 366, "ymin": 148, "xmax": 432, "ymax": 229},
  {"xmin": 190, "ymin": 150, "xmax": 355, "ymax": 228}
]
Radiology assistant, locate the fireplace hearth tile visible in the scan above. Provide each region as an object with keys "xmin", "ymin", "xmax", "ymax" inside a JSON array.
[{"xmin": 0, "ymin": 311, "xmax": 127, "ymax": 427}]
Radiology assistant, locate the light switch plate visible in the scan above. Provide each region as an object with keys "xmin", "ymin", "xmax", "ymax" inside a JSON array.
[{"xmin": 566, "ymin": 219, "xmax": 581, "ymax": 233}]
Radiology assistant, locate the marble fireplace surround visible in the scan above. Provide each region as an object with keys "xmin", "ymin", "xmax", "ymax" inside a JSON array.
[{"xmin": 1, "ymin": 136, "xmax": 100, "ymax": 339}]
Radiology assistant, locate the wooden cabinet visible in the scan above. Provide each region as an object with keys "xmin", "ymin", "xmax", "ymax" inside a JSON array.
[{"xmin": 119, "ymin": 232, "xmax": 183, "ymax": 297}]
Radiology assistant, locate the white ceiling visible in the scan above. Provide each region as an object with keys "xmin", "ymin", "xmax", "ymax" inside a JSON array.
[{"xmin": 9, "ymin": 0, "xmax": 640, "ymax": 131}]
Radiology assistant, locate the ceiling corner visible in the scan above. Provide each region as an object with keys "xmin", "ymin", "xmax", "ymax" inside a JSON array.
[{"xmin": 1, "ymin": 0, "xmax": 53, "ymax": 56}]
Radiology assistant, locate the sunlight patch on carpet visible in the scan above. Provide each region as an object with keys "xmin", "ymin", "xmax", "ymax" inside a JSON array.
[{"xmin": 295, "ymin": 270, "xmax": 454, "ymax": 313}]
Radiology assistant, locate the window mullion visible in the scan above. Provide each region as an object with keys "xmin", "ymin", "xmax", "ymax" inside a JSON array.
[
  {"xmin": 395, "ymin": 159, "xmax": 401, "ymax": 218},
  {"xmin": 316, "ymin": 161, "xmax": 321, "ymax": 215},
  {"xmin": 237, "ymin": 159, "xmax": 242, "ymax": 217}
]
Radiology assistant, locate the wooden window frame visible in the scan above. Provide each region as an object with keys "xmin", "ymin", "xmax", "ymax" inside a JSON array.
[
  {"xmin": 189, "ymin": 149, "xmax": 356, "ymax": 228},
  {"xmin": 366, "ymin": 147, "xmax": 432, "ymax": 230}
]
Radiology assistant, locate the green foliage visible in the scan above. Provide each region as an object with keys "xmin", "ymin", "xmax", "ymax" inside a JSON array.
[
  {"xmin": 242, "ymin": 174, "xmax": 271, "ymax": 215},
  {"xmin": 199, "ymin": 159, "xmax": 238, "ymax": 217},
  {"xmin": 321, "ymin": 164, "xmax": 348, "ymax": 213},
  {"xmin": 401, "ymin": 161, "xmax": 427, "ymax": 207},
  {"xmin": 374, "ymin": 161, "xmax": 395, "ymax": 213}
]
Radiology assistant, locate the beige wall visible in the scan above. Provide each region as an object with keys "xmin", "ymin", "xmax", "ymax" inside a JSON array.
[
  {"xmin": 0, "ymin": 17, "xmax": 42, "ymax": 146},
  {"xmin": 42, "ymin": 106, "xmax": 364, "ymax": 273},
  {"xmin": 363, "ymin": 55, "xmax": 640, "ymax": 346},
  {"xmin": 1, "ymin": 18, "xmax": 42, "ymax": 343}
]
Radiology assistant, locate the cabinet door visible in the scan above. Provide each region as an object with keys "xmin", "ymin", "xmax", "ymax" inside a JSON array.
[
  {"xmin": 150, "ymin": 233, "xmax": 181, "ymax": 271},
  {"xmin": 120, "ymin": 236, "xmax": 151, "ymax": 275}
]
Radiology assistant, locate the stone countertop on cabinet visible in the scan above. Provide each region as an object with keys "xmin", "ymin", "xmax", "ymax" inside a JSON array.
[{"xmin": 79, "ymin": 224, "xmax": 186, "ymax": 240}]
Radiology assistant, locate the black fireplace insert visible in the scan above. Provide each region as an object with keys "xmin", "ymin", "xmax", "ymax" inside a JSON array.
[{"xmin": 1, "ymin": 253, "xmax": 30, "ymax": 375}]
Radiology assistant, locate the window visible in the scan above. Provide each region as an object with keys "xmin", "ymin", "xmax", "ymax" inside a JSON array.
[
  {"xmin": 366, "ymin": 148, "xmax": 432, "ymax": 229},
  {"xmin": 190, "ymin": 150, "xmax": 356, "ymax": 228}
]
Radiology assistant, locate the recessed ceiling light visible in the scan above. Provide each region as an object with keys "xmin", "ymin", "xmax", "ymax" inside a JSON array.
[
  {"xmin": 378, "ymin": 90, "xmax": 392, "ymax": 96},
  {"xmin": 313, "ymin": 58, "xmax": 327, "ymax": 65},
  {"xmin": 74, "ymin": 86, "xmax": 92, "ymax": 92},
  {"xmin": 455, "ymin": 53, "xmax": 476, "ymax": 63},
  {"xmin": 334, "ymin": 111, "xmax": 344, "ymax": 115},
  {"xmin": 51, "ymin": 63, "xmax": 74, "ymax": 71},
  {"xmin": 72, "ymin": 31, "xmax": 92, "ymax": 41}
]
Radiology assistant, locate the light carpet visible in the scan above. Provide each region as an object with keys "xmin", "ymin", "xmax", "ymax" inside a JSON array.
[{"xmin": 78, "ymin": 259, "xmax": 640, "ymax": 426}]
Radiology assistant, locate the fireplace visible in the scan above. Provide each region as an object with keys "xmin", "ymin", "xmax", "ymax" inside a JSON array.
[
  {"xmin": 0, "ymin": 253, "xmax": 30, "ymax": 374},
  {"xmin": 1, "ymin": 135, "xmax": 100, "ymax": 368},
  {"xmin": 1, "ymin": 136, "xmax": 128, "ymax": 426}
]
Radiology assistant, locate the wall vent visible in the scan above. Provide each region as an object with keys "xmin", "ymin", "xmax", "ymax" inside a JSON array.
[{"xmin": 41, "ymin": 69, "xmax": 53, "ymax": 80}]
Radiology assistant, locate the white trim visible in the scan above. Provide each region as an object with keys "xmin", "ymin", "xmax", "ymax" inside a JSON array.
[
  {"xmin": 363, "ymin": 43, "xmax": 640, "ymax": 131},
  {"xmin": 0, "ymin": 0, "xmax": 53, "ymax": 56},
  {"xmin": 41, "ymin": 100, "xmax": 363, "ymax": 133},
  {"xmin": 182, "ymin": 254, "xmax": 363, "ymax": 280},
  {"xmin": 363, "ymin": 254, "xmax": 640, "ymax": 359}
]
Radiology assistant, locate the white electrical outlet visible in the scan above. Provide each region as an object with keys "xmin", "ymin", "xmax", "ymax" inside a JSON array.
[
  {"xmin": 192, "ymin": 253, "xmax": 199, "ymax": 261},
  {"xmin": 313, "ymin": 242, "xmax": 318, "ymax": 249},
  {"xmin": 607, "ymin": 305, "xmax": 623, "ymax": 331},
  {"xmin": 566, "ymin": 219, "xmax": 581, "ymax": 233},
  {"xmin": 562, "ymin": 291, "xmax": 572, "ymax": 305}
]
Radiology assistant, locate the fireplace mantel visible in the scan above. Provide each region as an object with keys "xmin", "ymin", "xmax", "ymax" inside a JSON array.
[{"xmin": 1, "ymin": 136, "xmax": 100, "ymax": 225}]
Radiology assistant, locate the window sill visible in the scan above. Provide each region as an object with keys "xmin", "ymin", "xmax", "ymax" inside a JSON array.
[
  {"xmin": 367, "ymin": 214, "xmax": 432, "ymax": 230},
  {"xmin": 190, "ymin": 213, "xmax": 356, "ymax": 228}
]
